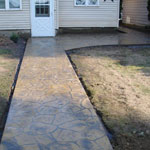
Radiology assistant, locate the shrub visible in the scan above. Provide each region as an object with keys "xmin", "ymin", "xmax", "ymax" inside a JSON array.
[{"xmin": 10, "ymin": 33, "xmax": 19, "ymax": 43}]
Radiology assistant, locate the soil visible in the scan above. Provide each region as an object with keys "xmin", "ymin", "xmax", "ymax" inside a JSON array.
[
  {"xmin": 0, "ymin": 36, "xmax": 26, "ymax": 139},
  {"xmin": 67, "ymin": 46, "xmax": 150, "ymax": 150}
]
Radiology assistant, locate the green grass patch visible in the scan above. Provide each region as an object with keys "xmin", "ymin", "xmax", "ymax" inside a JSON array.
[{"xmin": 0, "ymin": 49, "xmax": 11, "ymax": 55}]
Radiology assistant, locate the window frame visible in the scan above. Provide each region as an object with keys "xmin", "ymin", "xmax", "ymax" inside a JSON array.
[
  {"xmin": 74, "ymin": 0, "xmax": 99, "ymax": 7},
  {"xmin": 0, "ymin": 0, "xmax": 22, "ymax": 10}
]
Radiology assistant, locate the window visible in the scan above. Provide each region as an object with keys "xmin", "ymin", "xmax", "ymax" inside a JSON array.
[
  {"xmin": 9, "ymin": 0, "xmax": 20, "ymax": 9},
  {"xmin": 35, "ymin": 0, "xmax": 50, "ymax": 17},
  {"xmin": 0, "ymin": 0, "xmax": 21, "ymax": 9},
  {"xmin": 88, "ymin": 0, "xmax": 98, "ymax": 5},
  {"xmin": 75, "ymin": 0, "xmax": 99, "ymax": 6},
  {"xmin": 75, "ymin": 0, "xmax": 86, "ymax": 6},
  {"xmin": 0, "ymin": 0, "xmax": 5, "ymax": 9}
]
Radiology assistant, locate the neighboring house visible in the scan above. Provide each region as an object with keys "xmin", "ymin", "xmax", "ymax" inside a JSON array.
[
  {"xmin": 122, "ymin": 0, "xmax": 150, "ymax": 27},
  {"xmin": 0, "ymin": 0, "xmax": 120, "ymax": 37}
]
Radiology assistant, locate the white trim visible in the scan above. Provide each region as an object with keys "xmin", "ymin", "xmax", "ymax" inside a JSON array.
[
  {"xmin": 51, "ymin": 0, "xmax": 55, "ymax": 36},
  {"xmin": 117, "ymin": 0, "xmax": 120, "ymax": 27},
  {"xmin": 30, "ymin": 0, "xmax": 33, "ymax": 33},
  {"xmin": 56, "ymin": 0, "xmax": 59, "ymax": 29},
  {"xmin": 5, "ymin": 0, "xmax": 9, "ymax": 9}
]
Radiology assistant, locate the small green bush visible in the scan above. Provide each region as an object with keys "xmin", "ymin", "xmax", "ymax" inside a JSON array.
[{"xmin": 10, "ymin": 33, "xmax": 19, "ymax": 43}]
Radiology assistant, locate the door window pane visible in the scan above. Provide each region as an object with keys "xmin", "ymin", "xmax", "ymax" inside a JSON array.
[
  {"xmin": 45, "ymin": 5, "xmax": 49, "ymax": 14},
  {"xmin": 36, "ymin": 5, "xmax": 50, "ymax": 17},
  {"xmin": 0, "ymin": 0, "xmax": 5, "ymax": 9},
  {"xmin": 9, "ymin": 0, "xmax": 20, "ymax": 8},
  {"xmin": 35, "ymin": 0, "xmax": 50, "ymax": 17}
]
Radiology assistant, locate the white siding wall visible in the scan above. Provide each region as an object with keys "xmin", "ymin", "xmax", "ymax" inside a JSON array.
[
  {"xmin": 0, "ymin": 0, "xmax": 31, "ymax": 30},
  {"xmin": 0, "ymin": 0, "xmax": 119, "ymax": 30},
  {"xmin": 122, "ymin": 0, "xmax": 150, "ymax": 26},
  {"xmin": 58, "ymin": 0, "xmax": 119, "ymax": 27},
  {"xmin": 0, "ymin": 0, "xmax": 58, "ymax": 30}
]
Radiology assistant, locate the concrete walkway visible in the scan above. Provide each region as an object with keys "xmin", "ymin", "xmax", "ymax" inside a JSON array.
[{"xmin": 0, "ymin": 28, "xmax": 150, "ymax": 150}]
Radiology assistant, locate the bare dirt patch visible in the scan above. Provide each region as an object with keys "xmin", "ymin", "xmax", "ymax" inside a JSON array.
[
  {"xmin": 67, "ymin": 46, "xmax": 150, "ymax": 150},
  {"xmin": 0, "ymin": 36, "xmax": 26, "ymax": 139}
]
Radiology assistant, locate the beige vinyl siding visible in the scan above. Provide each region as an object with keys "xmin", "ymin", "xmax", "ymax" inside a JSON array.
[
  {"xmin": 0, "ymin": 0, "xmax": 119, "ymax": 31},
  {"xmin": 122, "ymin": 0, "xmax": 150, "ymax": 26},
  {"xmin": 0, "ymin": 0, "xmax": 31, "ymax": 30},
  {"xmin": 59, "ymin": 0, "xmax": 119, "ymax": 27},
  {"xmin": 0, "ymin": 0, "xmax": 58, "ymax": 30}
]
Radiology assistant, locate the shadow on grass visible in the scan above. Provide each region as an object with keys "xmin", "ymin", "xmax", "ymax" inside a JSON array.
[
  {"xmin": 66, "ymin": 45, "xmax": 150, "ymax": 76},
  {"xmin": 0, "ymin": 39, "xmax": 26, "ymax": 60},
  {"xmin": 0, "ymin": 95, "xmax": 9, "ymax": 141}
]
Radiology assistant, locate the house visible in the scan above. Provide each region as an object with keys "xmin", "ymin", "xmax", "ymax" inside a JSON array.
[
  {"xmin": 0, "ymin": 0, "xmax": 120, "ymax": 37},
  {"xmin": 122, "ymin": 0, "xmax": 150, "ymax": 27}
]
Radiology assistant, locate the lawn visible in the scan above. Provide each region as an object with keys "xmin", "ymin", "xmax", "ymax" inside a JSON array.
[
  {"xmin": 0, "ymin": 36, "xmax": 26, "ymax": 139},
  {"xmin": 67, "ymin": 46, "xmax": 150, "ymax": 150}
]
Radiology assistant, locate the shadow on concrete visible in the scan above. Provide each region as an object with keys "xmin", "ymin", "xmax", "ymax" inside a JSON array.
[{"xmin": 0, "ymin": 92, "xmax": 112, "ymax": 150}]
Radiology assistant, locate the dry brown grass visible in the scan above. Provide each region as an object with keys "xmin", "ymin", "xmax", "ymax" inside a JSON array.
[{"xmin": 68, "ymin": 46, "xmax": 150, "ymax": 150}]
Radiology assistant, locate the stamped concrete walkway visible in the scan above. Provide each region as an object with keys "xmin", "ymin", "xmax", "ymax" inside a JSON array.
[{"xmin": 0, "ymin": 28, "xmax": 150, "ymax": 150}]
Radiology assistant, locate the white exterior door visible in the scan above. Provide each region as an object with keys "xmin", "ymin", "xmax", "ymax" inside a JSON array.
[{"xmin": 31, "ymin": 0, "xmax": 55, "ymax": 37}]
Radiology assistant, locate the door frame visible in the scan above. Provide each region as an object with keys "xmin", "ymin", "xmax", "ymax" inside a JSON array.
[{"xmin": 30, "ymin": 0, "xmax": 55, "ymax": 37}]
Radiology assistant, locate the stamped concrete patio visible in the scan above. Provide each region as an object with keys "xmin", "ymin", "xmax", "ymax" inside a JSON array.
[{"xmin": 0, "ymin": 28, "xmax": 150, "ymax": 150}]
